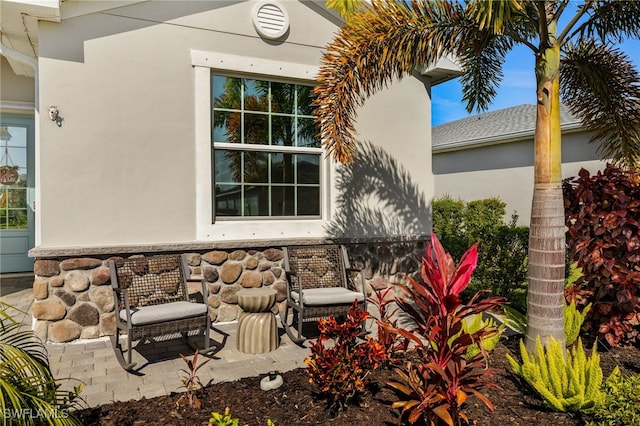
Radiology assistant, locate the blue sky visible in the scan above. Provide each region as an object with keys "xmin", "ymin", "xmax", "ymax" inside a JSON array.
[{"xmin": 432, "ymin": 30, "xmax": 640, "ymax": 126}]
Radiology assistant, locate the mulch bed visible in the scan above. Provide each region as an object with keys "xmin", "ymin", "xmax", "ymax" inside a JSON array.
[{"xmin": 77, "ymin": 337, "xmax": 639, "ymax": 426}]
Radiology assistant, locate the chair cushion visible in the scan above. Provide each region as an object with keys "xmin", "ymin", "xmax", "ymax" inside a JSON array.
[
  {"xmin": 291, "ymin": 287, "xmax": 364, "ymax": 306},
  {"xmin": 121, "ymin": 301, "xmax": 208, "ymax": 326}
]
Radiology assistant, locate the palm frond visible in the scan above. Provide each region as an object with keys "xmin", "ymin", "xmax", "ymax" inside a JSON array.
[
  {"xmin": 459, "ymin": 34, "xmax": 513, "ymax": 113},
  {"xmin": 560, "ymin": 41, "xmax": 640, "ymax": 168},
  {"xmin": 467, "ymin": 0, "xmax": 524, "ymax": 34},
  {"xmin": 326, "ymin": 0, "xmax": 364, "ymax": 20},
  {"xmin": 315, "ymin": 0, "xmax": 468, "ymax": 162},
  {"xmin": 574, "ymin": 1, "xmax": 640, "ymax": 43},
  {"xmin": 0, "ymin": 303, "xmax": 84, "ymax": 425}
]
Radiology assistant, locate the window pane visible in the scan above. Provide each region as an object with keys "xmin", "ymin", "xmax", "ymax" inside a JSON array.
[
  {"xmin": 5, "ymin": 210, "xmax": 27, "ymax": 228},
  {"xmin": 213, "ymin": 76, "xmax": 241, "ymax": 110},
  {"xmin": 244, "ymin": 185, "xmax": 269, "ymax": 215},
  {"xmin": 271, "ymin": 82, "xmax": 295, "ymax": 114},
  {"xmin": 213, "ymin": 111, "xmax": 241, "ymax": 143},
  {"xmin": 297, "ymin": 187, "xmax": 320, "ymax": 216},
  {"xmin": 6, "ymin": 189, "xmax": 26, "ymax": 208},
  {"xmin": 296, "ymin": 154, "xmax": 320, "ymax": 184},
  {"xmin": 244, "ymin": 113, "xmax": 268, "ymax": 144},
  {"xmin": 211, "ymin": 75, "xmax": 323, "ymax": 220},
  {"xmin": 297, "ymin": 85, "xmax": 315, "ymax": 115},
  {"xmin": 244, "ymin": 152, "xmax": 269, "ymax": 183},
  {"xmin": 272, "ymin": 116, "xmax": 294, "ymax": 146},
  {"xmin": 244, "ymin": 79, "xmax": 269, "ymax": 112},
  {"xmin": 272, "ymin": 186, "xmax": 294, "ymax": 216},
  {"xmin": 214, "ymin": 150, "xmax": 241, "ymax": 183},
  {"xmin": 215, "ymin": 184, "xmax": 242, "ymax": 216},
  {"xmin": 271, "ymin": 153, "xmax": 294, "ymax": 184},
  {"xmin": 297, "ymin": 117, "xmax": 320, "ymax": 148}
]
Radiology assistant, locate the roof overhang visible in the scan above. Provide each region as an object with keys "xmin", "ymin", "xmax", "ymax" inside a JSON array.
[
  {"xmin": 0, "ymin": 0, "xmax": 148, "ymax": 77},
  {"xmin": 419, "ymin": 54, "xmax": 462, "ymax": 85},
  {"xmin": 0, "ymin": 0, "xmax": 62, "ymax": 77}
]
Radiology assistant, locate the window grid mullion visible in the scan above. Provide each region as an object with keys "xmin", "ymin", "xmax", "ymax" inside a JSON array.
[{"xmin": 212, "ymin": 74, "xmax": 320, "ymax": 219}]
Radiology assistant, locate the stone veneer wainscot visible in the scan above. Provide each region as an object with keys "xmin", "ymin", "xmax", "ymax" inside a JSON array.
[{"xmin": 29, "ymin": 239, "xmax": 425, "ymax": 343}]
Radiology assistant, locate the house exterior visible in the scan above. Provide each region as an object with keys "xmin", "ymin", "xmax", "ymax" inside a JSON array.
[
  {"xmin": 432, "ymin": 104, "xmax": 607, "ymax": 224},
  {"xmin": 1, "ymin": 0, "xmax": 456, "ymax": 341}
]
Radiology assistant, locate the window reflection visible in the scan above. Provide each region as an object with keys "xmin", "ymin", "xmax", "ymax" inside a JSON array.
[
  {"xmin": 0, "ymin": 125, "xmax": 28, "ymax": 229},
  {"xmin": 211, "ymin": 76, "xmax": 321, "ymax": 218}
]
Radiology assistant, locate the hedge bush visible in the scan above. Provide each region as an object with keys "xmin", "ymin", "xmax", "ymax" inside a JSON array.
[
  {"xmin": 432, "ymin": 196, "xmax": 529, "ymax": 311},
  {"xmin": 564, "ymin": 164, "xmax": 640, "ymax": 347}
]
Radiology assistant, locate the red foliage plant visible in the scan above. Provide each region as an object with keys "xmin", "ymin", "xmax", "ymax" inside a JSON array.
[
  {"xmin": 304, "ymin": 301, "xmax": 387, "ymax": 411},
  {"xmin": 367, "ymin": 286, "xmax": 409, "ymax": 365},
  {"xmin": 564, "ymin": 164, "xmax": 640, "ymax": 347},
  {"xmin": 387, "ymin": 232, "xmax": 506, "ymax": 426}
]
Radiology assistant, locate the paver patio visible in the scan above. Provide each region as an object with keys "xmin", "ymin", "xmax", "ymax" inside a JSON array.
[{"xmin": 0, "ymin": 285, "xmax": 312, "ymax": 408}]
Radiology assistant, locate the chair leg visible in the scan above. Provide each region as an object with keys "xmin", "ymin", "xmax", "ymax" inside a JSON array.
[
  {"xmin": 280, "ymin": 304, "xmax": 306, "ymax": 345},
  {"xmin": 183, "ymin": 322, "xmax": 216, "ymax": 356},
  {"xmin": 197, "ymin": 323, "xmax": 216, "ymax": 356},
  {"xmin": 110, "ymin": 328, "xmax": 137, "ymax": 371}
]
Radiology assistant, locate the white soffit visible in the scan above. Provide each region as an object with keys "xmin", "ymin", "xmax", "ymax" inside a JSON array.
[{"xmin": 252, "ymin": 0, "xmax": 289, "ymax": 40}]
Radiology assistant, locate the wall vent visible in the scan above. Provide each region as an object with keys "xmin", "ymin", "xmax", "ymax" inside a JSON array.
[{"xmin": 252, "ymin": 1, "xmax": 289, "ymax": 40}]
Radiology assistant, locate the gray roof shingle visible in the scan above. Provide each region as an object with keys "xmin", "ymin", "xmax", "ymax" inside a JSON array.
[{"xmin": 433, "ymin": 104, "xmax": 581, "ymax": 151}]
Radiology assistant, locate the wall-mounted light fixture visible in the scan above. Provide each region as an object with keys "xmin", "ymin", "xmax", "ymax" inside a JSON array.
[{"xmin": 48, "ymin": 106, "xmax": 63, "ymax": 127}]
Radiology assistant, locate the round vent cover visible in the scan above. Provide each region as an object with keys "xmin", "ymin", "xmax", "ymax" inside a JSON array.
[{"xmin": 252, "ymin": 1, "xmax": 290, "ymax": 40}]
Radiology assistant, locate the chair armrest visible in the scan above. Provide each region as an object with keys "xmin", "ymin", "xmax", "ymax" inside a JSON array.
[{"xmin": 345, "ymin": 268, "xmax": 366, "ymax": 295}]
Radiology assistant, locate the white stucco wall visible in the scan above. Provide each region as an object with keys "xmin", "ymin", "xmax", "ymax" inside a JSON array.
[
  {"xmin": 433, "ymin": 131, "xmax": 607, "ymax": 224},
  {"xmin": 1, "ymin": 56, "xmax": 35, "ymax": 106},
  {"xmin": 34, "ymin": 0, "xmax": 433, "ymax": 249}
]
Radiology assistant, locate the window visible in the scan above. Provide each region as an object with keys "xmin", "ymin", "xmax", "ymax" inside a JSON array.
[
  {"xmin": 212, "ymin": 75, "xmax": 321, "ymax": 219},
  {"xmin": 0, "ymin": 125, "xmax": 28, "ymax": 230}
]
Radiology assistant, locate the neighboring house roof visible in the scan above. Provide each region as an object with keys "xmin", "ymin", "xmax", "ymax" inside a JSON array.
[{"xmin": 433, "ymin": 103, "xmax": 582, "ymax": 152}]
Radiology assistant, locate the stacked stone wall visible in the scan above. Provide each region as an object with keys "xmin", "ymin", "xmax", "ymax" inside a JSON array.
[{"xmin": 31, "ymin": 241, "xmax": 425, "ymax": 343}]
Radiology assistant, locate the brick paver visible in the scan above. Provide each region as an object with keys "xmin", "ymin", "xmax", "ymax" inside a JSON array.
[{"xmin": 0, "ymin": 287, "xmax": 373, "ymax": 409}]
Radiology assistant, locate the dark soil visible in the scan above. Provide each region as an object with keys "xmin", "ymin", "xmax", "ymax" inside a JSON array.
[{"xmin": 77, "ymin": 338, "xmax": 639, "ymax": 426}]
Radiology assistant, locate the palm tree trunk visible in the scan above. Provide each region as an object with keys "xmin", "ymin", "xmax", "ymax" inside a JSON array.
[{"xmin": 524, "ymin": 43, "xmax": 566, "ymax": 353}]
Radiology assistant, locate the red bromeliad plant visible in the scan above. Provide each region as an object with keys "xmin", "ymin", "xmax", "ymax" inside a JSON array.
[
  {"xmin": 304, "ymin": 301, "xmax": 387, "ymax": 411},
  {"xmin": 387, "ymin": 232, "xmax": 506, "ymax": 426},
  {"xmin": 564, "ymin": 164, "xmax": 640, "ymax": 347}
]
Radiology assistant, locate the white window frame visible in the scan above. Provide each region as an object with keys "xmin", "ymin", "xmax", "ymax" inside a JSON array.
[{"xmin": 192, "ymin": 50, "xmax": 333, "ymax": 241}]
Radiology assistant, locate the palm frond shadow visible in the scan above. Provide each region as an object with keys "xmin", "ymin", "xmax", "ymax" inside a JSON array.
[{"xmin": 326, "ymin": 140, "xmax": 430, "ymax": 240}]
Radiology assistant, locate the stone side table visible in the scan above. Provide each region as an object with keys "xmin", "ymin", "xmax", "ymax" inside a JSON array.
[{"xmin": 236, "ymin": 288, "xmax": 279, "ymax": 354}]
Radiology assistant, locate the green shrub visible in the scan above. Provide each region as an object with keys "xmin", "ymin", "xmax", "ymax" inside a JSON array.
[
  {"xmin": 506, "ymin": 336, "xmax": 604, "ymax": 412},
  {"xmin": 586, "ymin": 367, "xmax": 640, "ymax": 426},
  {"xmin": 431, "ymin": 195, "xmax": 467, "ymax": 260},
  {"xmin": 502, "ymin": 305, "xmax": 527, "ymax": 335},
  {"xmin": 0, "ymin": 302, "xmax": 84, "ymax": 426},
  {"xmin": 565, "ymin": 300, "xmax": 592, "ymax": 347},
  {"xmin": 458, "ymin": 314, "xmax": 505, "ymax": 360},
  {"xmin": 209, "ymin": 408, "xmax": 243, "ymax": 426},
  {"xmin": 432, "ymin": 196, "xmax": 529, "ymax": 311}
]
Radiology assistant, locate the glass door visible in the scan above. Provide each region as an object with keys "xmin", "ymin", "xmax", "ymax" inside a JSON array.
[{"xmin": 0, "ymin": 114, "xmax": 35, "ymax": 273}]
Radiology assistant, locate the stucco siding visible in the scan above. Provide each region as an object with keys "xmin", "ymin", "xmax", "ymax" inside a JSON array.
[
  {"xmin": 433, "ymin": 131, "xmax": 606, "ymax": 224},
  {"xmin": 1, "ymin": 56, "xmax": 35, "ymax": 105},
  {"xmin": 35, "ymin": 0, "xmax": 432, "ymax": 249}
]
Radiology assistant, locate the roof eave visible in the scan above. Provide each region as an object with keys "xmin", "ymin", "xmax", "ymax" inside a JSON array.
[
  {"xmin": 433, "ymin": 121, "xmax": 584, "ymax": 153},
  {"xmin": 419, "ymin": 55, "xmax": 463, "ymax": 85}
]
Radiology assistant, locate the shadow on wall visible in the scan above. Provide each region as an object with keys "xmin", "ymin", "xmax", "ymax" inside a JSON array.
[{"xmin": 326, "ymin": 141, "xmax": 430, "ymax": 275}]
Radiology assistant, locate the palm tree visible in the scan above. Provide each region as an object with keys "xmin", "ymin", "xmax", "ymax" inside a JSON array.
[{"xmin": 315, "ymin": 0, "xmax": 640, "ymax": 352}]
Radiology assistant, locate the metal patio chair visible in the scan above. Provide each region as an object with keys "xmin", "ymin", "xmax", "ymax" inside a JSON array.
[
  {"xmin": 109, "ymin": 254, "xmax": 213, "ymax": 372},
  {"xmin": 280, "ymin": 244, "xmax": 367, "ymax": 344}
]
